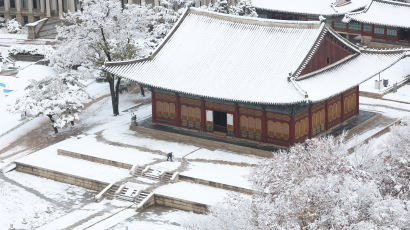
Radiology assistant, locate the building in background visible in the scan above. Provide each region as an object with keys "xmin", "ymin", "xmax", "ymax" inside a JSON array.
[
  {"xmin": 253, "ymin": 0, "xmax": 410, "ymax": 47},
  {"xmin": 0, "ymin": 0, "xmax": 80, "ymax": 24}
]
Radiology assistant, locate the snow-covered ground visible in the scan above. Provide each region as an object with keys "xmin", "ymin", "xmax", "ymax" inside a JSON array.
[
  {"xmin": 360, "ymin": 96, "xmax": 410, "ymax": 118},
  {"xmin": 110, "ymin": 207, "xmax": 201, "ymax": 230},
  {"xmin": 181, "ymin": 162, "xmax": 253, "ymax": 189},
  {"xmin": 186, "ymin": 148, "xmax": 263, "ymax": 164},
  {"xmin": 15, "ymin": 142, "xmax": 130, "ymax": 184},
  {"xmin": 102, "ymin": 128, "xmax": 200, "ymax": 158},
  {"xmin": 154, "ymin": 181, "xmax": 248, "ymax": 206},
  {"xmin": 359, "ymin": 57, "xmax": 410, "ymax": 94},
  {"xmin": 59, "ymin": 135, "xmax": 162, "ymax": 166},
  {"xmin": 382, "ymin": 84, "xmax": 410, "ymax": 102},
  {"xmin": 0, "ymin": 171, "xmax": 94, "ymax": 229}
]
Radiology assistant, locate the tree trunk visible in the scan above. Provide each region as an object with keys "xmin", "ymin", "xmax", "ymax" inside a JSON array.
[
  {"xmin": 140, "ymin": 85, "xmax": 145, "ymax": 97},
  {"xmin": 108, "ymin": 73, "xmax": 121, "ymax": 116},
  {"xmin": 47, "ymin": 114, "xmax": 58, "ymax": 134}
]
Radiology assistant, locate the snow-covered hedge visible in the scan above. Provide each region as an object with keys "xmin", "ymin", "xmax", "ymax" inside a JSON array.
[
  {"xmin": 8, "ymin": 45, "xmax": 54, "ymax": 57},
  {"xmin": 6, "ymin": 19, "xmax": 22, "ymax": 34}
]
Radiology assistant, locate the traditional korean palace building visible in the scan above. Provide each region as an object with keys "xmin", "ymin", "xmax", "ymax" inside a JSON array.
[
  {"xmin": 343, "ymin": 0, "xmax": 410, "ymax": 46},
  {"xmin": 105, "ymin": 8, "xmax": 409, "ymax": 148},
  {"xmin": 253, "ymin": 0, "xmax": 410, "ymax": 47}
]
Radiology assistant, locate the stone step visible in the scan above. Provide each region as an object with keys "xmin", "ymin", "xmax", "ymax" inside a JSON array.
[
  {"xmin": 116, "ymin": 195, "xmax": 134, "ymax": 202},
  {"xmin": 38, "ymin": 34, "xmax": 58, "ymax": 39},
  {"xmin": 38, "ymin": 30, "xmax": 57, "ymax": 37}
]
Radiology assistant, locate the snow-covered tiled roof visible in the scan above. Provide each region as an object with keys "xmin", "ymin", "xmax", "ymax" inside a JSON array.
[
  {"xmin": 104, "ymin": 8, "xmax": 409, "ymax": 105},
  {"xmin": 253, "ymin": 0, "xmax": 371, "ymax": 16},
  {"xmin": 345, "ymin": 0, "xmax": 410, "ymax": 29},
  {"xmin": 299, "ymin": 50, "xmax": 410, "ymax": 102}
]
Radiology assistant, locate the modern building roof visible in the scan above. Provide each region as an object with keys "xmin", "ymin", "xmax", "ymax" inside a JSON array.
[
  {"xmin": 253, "ymin": 0, "xmax": 371, "ymax": 16},
  {"xmin": 344, "ymin": 0, "xmax": 410, "ymax": 29},
  {"xmin": 104, "ymin": 8, "xmax": 410, "ymax": 105}
]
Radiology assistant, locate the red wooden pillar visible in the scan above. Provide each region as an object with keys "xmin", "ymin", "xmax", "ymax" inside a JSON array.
[
  {"xmin": 175, "ymin": 94, "xmax": 181, "ymax": 127},
  {"xmin": 289, "ymin": 114, "xmax": 295, "ymax": 146},
  {"xmin": 325, "ymin": 100, "xmax": 329, "ymax": 130},
  {"xmin": 356, "ymin": 86, "xmax": 360, "ymax": 115},
  {"xmin": 200, "ymin": 98, "xmax": 206, "ymax": 132},
  {"xmin": 234, "ymin": 104, "xmax": 240, "ymax": 138},
  {"xmin": 152, "ymin": 91, "xmax": 157, "ymax": 122},
  {"xmin": 361, "ymin": 23, "xmax": 363, "ymax": 34},
  {"xmin": 261, "ymin": 109, "xmax": 267, "ymax": 142},
  {"xmin": 384, "ymin": 26, "xmax": 387, "ymax": 40},
  {"xmin": 308, "ymin": 105, "xmax": 312, "ymax": 139},
  {"xmin": 341, "ymin": 94, "xmax": 345, "ymax": 122}
]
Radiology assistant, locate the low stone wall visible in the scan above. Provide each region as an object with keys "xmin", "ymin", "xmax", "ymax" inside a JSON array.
[
  {"xmin": 347, "ymin": 119, "xmax": 401, "ymax": 154},
  {"xmin": 58, "ymin": 149, "xmax": 132, "ymax": 170},
  {"xmin": 15, "ymin": 163, "xmax": 108, "ymax": 191},
  {"xmin": 179, "ymin": 175, "xmax": 253, "ymax": 195},
  {"xmin": 154, "ymin": 194, "xmax": 208, "ymax": 214}
]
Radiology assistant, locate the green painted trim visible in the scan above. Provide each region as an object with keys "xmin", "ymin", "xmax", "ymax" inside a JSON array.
[
  {"xmin": 238, "ymin": 103, "xmax": 263, "ymax": 110},
  {"xmin": 154, "ymin": 88, "xmax": 176, "ymax": 95},
  {"xmin": 205, "ymin": 98, "xmax": 236, "ymax": 106}
]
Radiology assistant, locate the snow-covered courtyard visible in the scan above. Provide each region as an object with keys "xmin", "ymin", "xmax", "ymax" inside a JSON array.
[{"xmin": 1, "ymin": 0, "xmax": 409, "ymax": 229}]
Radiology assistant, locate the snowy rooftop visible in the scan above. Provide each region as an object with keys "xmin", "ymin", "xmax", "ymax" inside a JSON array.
[
  {"xmin": 105, "ymin": 8, "xmax": 409, "ymax": 105},
  {"xmin": 253, "ymin": 0, "xmax": 370, "ymax": 16},
  {"xmin": 345, "ymin": 0, "xmax": 410, "ymax": 29},
  {"xmin": 300, "ymin": 51, "xmax": 410, "ymax": 102}
]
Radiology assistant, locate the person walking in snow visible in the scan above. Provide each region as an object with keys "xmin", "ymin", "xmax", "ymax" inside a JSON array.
[{"xmin": 167, "ymin": 152, "xmax": 173, "ymax": 162}]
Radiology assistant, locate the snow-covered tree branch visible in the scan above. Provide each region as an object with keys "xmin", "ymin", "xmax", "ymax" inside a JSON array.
[
  {"xmin": 10, "ymin": 72, "xmax": 88, "ymax": 134},
  {"xmin": 49, "ymin": 0, "xmax": 180, "ymax": 116},
  {"xmin": 184, "ymin": 120, "xmax": 410, "ymax": 229},
  {"xmin": 204, "ymin": 0, "xmax": 258, "ymax": 17}
]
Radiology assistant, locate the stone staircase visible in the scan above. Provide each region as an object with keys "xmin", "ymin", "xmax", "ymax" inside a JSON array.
[
  {"xmin": 113, "ymin": 184, "xmax": 150, "ymax": 205},
  {"xmin": 104, "ymin": 184, "xmax": 120, "ymax": 200},
  {"xmin": 131, "ymin": 166, "xmax": 173, "ymax": 183},
  {"xmin": 37, "ymin": 18, "xmax": 62, "ymax": 39}
]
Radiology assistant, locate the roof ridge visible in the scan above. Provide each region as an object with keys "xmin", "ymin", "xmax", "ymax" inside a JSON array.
[
  {"xmin": 188, "ymin": 7, "xmax": 322, "ymax": 27},
  {"xmin": 345, "ymin": 0, "xmax": 373, "ymax": 17}
]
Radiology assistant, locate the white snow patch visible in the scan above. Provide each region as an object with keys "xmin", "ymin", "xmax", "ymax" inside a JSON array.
[
  {"xmin": 15, "ymin": 141, "xmax": 130, "ymax": 184},
  {"xmin": 59, "ymin": 135, "xmax": 161, "ymax": 166},
  {"xmin": 181, "ymin": 162, "xmax": 253, "ymax": 189},
  {"xmin": 155, "ymin": 181, "xmax": 248, "ymax": 206},
  {"xmin": 186, "ymin": 148, "xmax": 263, "ymax": 164}
]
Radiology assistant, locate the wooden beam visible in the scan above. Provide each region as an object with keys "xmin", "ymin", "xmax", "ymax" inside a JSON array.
[
  {"xmin": 200, "ymin": 98, "xmax": 206, "ymax": 132},
  {"xmin": 234, "ymin": 104, "xmax": 240, "ymax": 138},
  {"xmin": 289, "ymin": 107, "xmax": 295, "ymax": 146},
  {"xmin": 152, "ymin": 91, "xmax": 157, "ymax": 123},
  {"xmin": 176, "ymin": 94, "xmax": 181, "ymax": 127},
  {"xmin": 262, "ymin": 109, "xmax": 267, "ymax": 142},
  {"xmin": 308, "ymin": 105, "xmax": 312, "ymax": 139},
  {"xmin": 341, "ymin": 93, "xmax": 344, "ymax": 122},
  {"xmin": 356, "ymin": 86, "xmax": 360, "ymax": 115}
]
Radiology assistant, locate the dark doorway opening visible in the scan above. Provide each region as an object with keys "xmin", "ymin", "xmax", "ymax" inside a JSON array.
[
  {"xmin": 398, "ymin": 28, "xmax": 409, "ymax": 41},
  {"xmin": 213, "ymin": 111, "xmax": 227, "ymax": 133}
]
